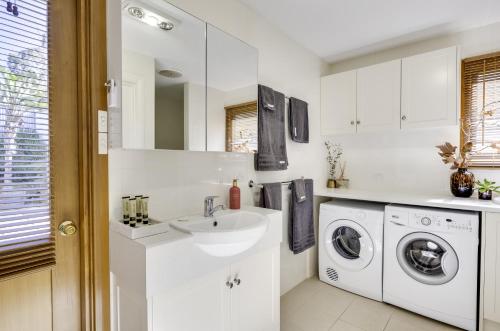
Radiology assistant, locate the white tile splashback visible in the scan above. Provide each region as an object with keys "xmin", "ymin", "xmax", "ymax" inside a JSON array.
[{"xmin": 109, "ymin": 148, "xmax": 256, "ymax": 222}]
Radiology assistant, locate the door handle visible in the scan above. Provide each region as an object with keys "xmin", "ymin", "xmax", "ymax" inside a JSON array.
[{"xmin": 58, "ymin": 220, "xmax": 78, "ymax": 236}]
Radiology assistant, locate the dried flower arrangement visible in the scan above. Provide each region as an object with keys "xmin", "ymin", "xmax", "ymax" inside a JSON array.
[
  {"xmin": 436, "ymin": 142, "xmax": 473, "ymax": 169},
  {"xmin": 325, "ymin": 141, "xmax": 343, "ymax": 179}
]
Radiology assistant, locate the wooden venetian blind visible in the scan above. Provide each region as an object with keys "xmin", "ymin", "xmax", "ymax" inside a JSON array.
[
  {"xmin": 225, "ymin": 101, "xmax": 258, "ymax": 153},
  {"xmin": 0, "ymin": 0, "xmax": 54, "ymax": 278},
  {"xmin": 462, "ymin": 53, "xmax": 500, "ymax": 167}
]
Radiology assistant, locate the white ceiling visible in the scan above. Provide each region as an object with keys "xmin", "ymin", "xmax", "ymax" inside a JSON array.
[{"xmin": 239, "ymin": 0, "xmax": 500, "ymax": 62}]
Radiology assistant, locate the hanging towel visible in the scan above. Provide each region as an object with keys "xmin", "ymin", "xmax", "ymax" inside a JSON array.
[
  {"xmin": 289, "ymin": 179, "xmax": 315, "ymax": 254},
  {"xmin": 288, "ymin": 97, "xmax": 309, "ymax": 143},
  {"xmin": 259, "ymin": 84, "xmax": 276, "ymax": 111},
  {"xmin": 258, "ymin": 183, "xmax": 282, "ymax": 211},
  {"xmin": 292, "ymin": 178, "xmax": 307, "ymax": 203},
  {"xmin": 255, "ymin": 85, "xmax": 288, "ymax": 171}
]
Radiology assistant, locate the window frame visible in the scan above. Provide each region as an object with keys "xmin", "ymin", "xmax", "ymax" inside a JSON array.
[{"xmin": 460, "ymin": 51, "xmax": 500, "ymax": 168}]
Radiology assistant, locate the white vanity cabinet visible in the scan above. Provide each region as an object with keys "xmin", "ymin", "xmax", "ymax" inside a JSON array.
[
  {"xmin": 401, "ymin": 46, "xmax": 457, "ymax": 129},
  {"xmin": 110, "ymin": 207, "xmax": 282, "ymax": 331},
  {"xmin": 483, "ymin": 212, "xmax": 500, "ymax": 328},
  {"xmin": 152, "ymin": 247, "xmax": 280, "ymax": 331}
]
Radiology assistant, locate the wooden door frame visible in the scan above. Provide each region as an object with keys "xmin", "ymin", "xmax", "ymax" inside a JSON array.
[{"xmin": 76, "ymin": 0, "xmax": 109, "ymax": 330}]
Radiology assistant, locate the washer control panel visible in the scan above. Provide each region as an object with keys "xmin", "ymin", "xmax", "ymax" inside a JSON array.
[
  {"xmin": 409, "ymin": 212, "xmax": 474, "ymax": 233},
  {"xmin": 386, "ymin": 206, "xmax": 478, "ymax": 234}
]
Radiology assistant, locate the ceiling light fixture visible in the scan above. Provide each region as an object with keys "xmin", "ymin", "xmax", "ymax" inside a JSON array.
[
  {"xmin": 126, "ymin": 4, "xmax": 175, "ymax": 32},
  {"xmin": 158, "ymin": 69, "xmax": 182, "ymax": 79},
  {"xmin": 128, "ymin": 7, "xmax": 144, "ymax": 19}
]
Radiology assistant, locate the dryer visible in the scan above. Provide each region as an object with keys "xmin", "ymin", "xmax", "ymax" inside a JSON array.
[
  {"xmin": 319, "ymin": 200, "xmax": 385, "ymax": 301},
  {"xmin": 383, "ymin": 205, "xmax": 479, "ymax": 331}
]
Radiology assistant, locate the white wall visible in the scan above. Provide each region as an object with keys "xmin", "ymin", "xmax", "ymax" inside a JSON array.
[
  {"xmin": 328, "ymin": 22, "xmax": 500, "ymax": 193},
  {"xmin": 183, "ymin": 82, "xmax": 206, "ymax": 151},
  {"xmin": 155, "ymin": 86, "xmax": 184, "ymax": 150},
  {"xmin": 108, "ymin": 0, "xmax": 328, "ymax": 294}
]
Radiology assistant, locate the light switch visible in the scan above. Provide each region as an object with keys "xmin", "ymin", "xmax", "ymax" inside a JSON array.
[
  {"xmin": 98, "ymin": 132, "xmax": 108, "ymax": 155},
  {"xmin": 98, "ymin": 110, "xmax": 108, "ymax": 133}
]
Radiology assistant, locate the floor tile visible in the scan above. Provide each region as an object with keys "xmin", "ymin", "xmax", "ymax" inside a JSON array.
[
  {"xmin": 329, "ymin": 320, "xmax": 365, "ymax": 331},
  {"xmin": 339, "ymin": 296, "xmax": 394, "ymax": 331},
  {"xmin": 386, "ymin": 307, "xmax": 461, "ymax": 331}
]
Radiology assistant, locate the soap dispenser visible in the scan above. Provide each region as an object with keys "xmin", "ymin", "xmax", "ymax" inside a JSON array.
[{"xmin": 230, "ymin": 179, "xmax": 241, "ymax": 210}]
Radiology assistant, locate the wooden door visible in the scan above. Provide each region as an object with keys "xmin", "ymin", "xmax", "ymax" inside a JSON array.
[
  {"xmin": 0, "ymin": 0, "xmax": 102, "ymax": 330},
  {"xmin": 401, "ymin": 46, "xmax": 457, "ymax": 129},
  {"xmin": 320, "ymin": 71, "xmax": 357, "ymax": 135},
  {"xmin": 357, "ymin": 60, "xmax": 401, "ymax": 133},
  {"xmin": 230, "ymin": 247, "xmax": 280, "ymax": 331}
]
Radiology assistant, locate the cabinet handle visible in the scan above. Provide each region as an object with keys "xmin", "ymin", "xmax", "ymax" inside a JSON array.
[
  {"xmin": 234, "ymin": 278, "xmax": 241, "ymax": 286},
  {"xmin": 356, "ymin": 120, "xmax": 360, "ymax": 125},
  {"xmin": 350, "ymin": 120, "xmax": 355, "ymax": 125},
  {"xmin": 401, "ymin": 115, "xmax": 407, "ymax": 121},
  {"xmin": 226, "ymin": 281, "xmax": 234, "ymax": 289}
]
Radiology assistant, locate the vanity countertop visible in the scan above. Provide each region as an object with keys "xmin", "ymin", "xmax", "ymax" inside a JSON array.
[{"xmin": 315, "ymin": 188, "xmax": 500, "ymax": 213}]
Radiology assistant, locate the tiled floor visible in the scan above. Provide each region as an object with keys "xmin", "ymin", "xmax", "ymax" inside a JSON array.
[{"xmin": 281, "ymin": 277, "xmax": 461, "ymax": 331}]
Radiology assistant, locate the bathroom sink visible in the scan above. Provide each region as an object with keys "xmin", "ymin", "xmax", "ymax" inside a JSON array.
[{"xmin": 170, "ymin": 210, "xmax": 268, "ymax": 257}]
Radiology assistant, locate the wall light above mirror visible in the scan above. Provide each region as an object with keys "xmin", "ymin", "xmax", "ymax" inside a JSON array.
[{"xmin": 120, "ymin": 0, "xmax": 258, "ymax": 153}]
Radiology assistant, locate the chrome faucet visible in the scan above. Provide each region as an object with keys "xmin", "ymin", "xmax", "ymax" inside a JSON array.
[{"xmin": 204, "ymin": 196, "xmax": 225, "ymax": 217}]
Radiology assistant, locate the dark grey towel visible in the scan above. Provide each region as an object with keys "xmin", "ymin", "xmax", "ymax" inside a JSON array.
[
  {"xmin": 292, "ymin": 178, "xmax": 307, "ymax": 203},
  {"xmin": 289, "ymin": 179, "xmax": 315, "ymax": 254},
  {"xmin": 255, "ymin": 85, "xmax": 288, "ymax": 171},
  {"xmin": 258, "ymin": 183, "xmax": 282, "ymax": 211},
  {"xmin": 288, "ymin": 97, "xmax": 309, "ymax": 143},
  {"xmin": 259, "ymin": 84, "xmax": 276, "ymax": 111}
]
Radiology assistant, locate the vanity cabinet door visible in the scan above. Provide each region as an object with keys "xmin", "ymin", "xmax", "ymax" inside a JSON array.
[
  {"xmin": 230, "ymin": 247, "xmax": 280, "ymax": 331},
  {"xmin": 321, "ymin": 71, "xmax": 357, "ymax": 135},
  {"xmin": 152, "ymin": 267, "xmax": 231, "ymax": 331},
  {"xmin": 401, "ymin": 46, "xmax": 457, "ymax": 129},
  {"xmin": 356, "ymin": 59, "xmax": 401, "ymax": 132}
]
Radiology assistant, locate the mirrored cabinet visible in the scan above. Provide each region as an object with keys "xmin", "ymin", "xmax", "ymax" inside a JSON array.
[{"xmin": 119, "ymin": 1, "xmax": 258, "ymax": 153}]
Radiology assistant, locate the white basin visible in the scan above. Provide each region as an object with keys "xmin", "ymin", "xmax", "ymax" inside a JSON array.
[{"xmin": 170, "ymin": 210, "xmax": 268, "ymax": 257}]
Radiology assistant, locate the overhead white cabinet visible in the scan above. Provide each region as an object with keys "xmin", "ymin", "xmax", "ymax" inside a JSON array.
[
  {"xmin": 320, "ymin": 47, "xmax": 457, "ymax": 135},
  {"xmin": 356, "ymin": 59, "xmax": 401, "ymax": 132},
  {"xmin": 320, "ymin": 70, "xmax": 357, "ymax": 135},
  {"xmin": 401, "ymin": 46, "xmax": 457, "ymax": 129}
]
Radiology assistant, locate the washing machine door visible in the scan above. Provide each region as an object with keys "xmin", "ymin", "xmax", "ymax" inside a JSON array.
[
  {"xmin": 325, "ymin": 219, "xmax": 374, "ymax": 271},
  {"xmin": 396, "ymin": 232, "xmax": 459, "ymax": 285}
]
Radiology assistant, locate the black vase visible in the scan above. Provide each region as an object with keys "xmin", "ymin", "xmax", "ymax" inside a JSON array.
[
  {"xmin": 479, "ymin": 190, "xmax": 493, "ymax": 200},
  {"xmin": 450, "ymin": 168, "xmax": 474, "ymax": 198}
]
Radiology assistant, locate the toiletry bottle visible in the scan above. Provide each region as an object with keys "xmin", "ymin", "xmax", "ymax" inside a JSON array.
[
  {"xmin": 122, "ymin": 196, "xmax": 130, "ymax": 224},
  {"xmin": 136, "ymin": 195, "xmax": 143, "ymax": 224},
  {"xmin": 142, "ymin": 196, "xmax": 149, "ymax": 225},
  {"xmin": 129, "ymin": 197, "xmax": 137, "ymax": 227},
  {"xmin": 230, "ymin": 179, "xmax": 241, "ymax": 210}
]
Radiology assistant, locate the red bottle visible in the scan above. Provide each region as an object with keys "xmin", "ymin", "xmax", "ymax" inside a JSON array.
[{"xmin": 230, "ymin": 179, "xmax": 241, "ymax": 209}]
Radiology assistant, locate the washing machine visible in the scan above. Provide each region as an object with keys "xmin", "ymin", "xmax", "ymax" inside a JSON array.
[
  {"xmin": 319, "ymin": 200, "xmax": 385, "ymax": 301},
  {"xmin": 383, "ymin": 205, "xmax": 479, "ymax": 331}
]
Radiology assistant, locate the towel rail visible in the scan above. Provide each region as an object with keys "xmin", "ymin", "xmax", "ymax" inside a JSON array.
[{"xmin": 248, "ymin": 177, "xmax": 304, "ymax": 188}]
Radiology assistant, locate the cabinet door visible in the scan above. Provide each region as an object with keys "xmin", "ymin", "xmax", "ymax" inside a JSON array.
[
  {"xmin": 230, "ymin": 247, "xmax": 280, "ymax": 331},
  {"xmin": 484, "ymin": 213, "xmax": 500, "ymax": 323},
  {"xmin": 321, "ymin": 71, "xmax": 357, "ymax": 135},
  {"xmin": 401, "ymin": 46, "xmax": 457, "ymax": 129},
  {"xmin": 357, "ymin": 60, "xmax": 401, "ymax": 132},
  {"xmin": 152, "ymin": 267, "xmax": 231, "ymax": 331}
]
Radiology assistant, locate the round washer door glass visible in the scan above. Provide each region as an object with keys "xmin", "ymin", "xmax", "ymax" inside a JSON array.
[
  {"xmin": 325, "ymin": 219, "xmax": 374, "ymax": 271},
  {"xmin": 396, "ymin": 232, "xmax": 459, "ymax": 285},
  {"xmin": 332, "ymin": 226, "xmax": 361, "ymax": 259}
]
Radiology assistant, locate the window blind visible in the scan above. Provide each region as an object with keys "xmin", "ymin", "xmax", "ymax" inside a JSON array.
[
  {"xmin": 0, "ymin": 0, "xmax": 54, "ymax": 278},
  {"xmin": 225, "ymin": 101, "xmax": 257, "ymax": 153},
  {"xmin": 462, "ymin": 53, "xmax": 500, "ymax": 167}
]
